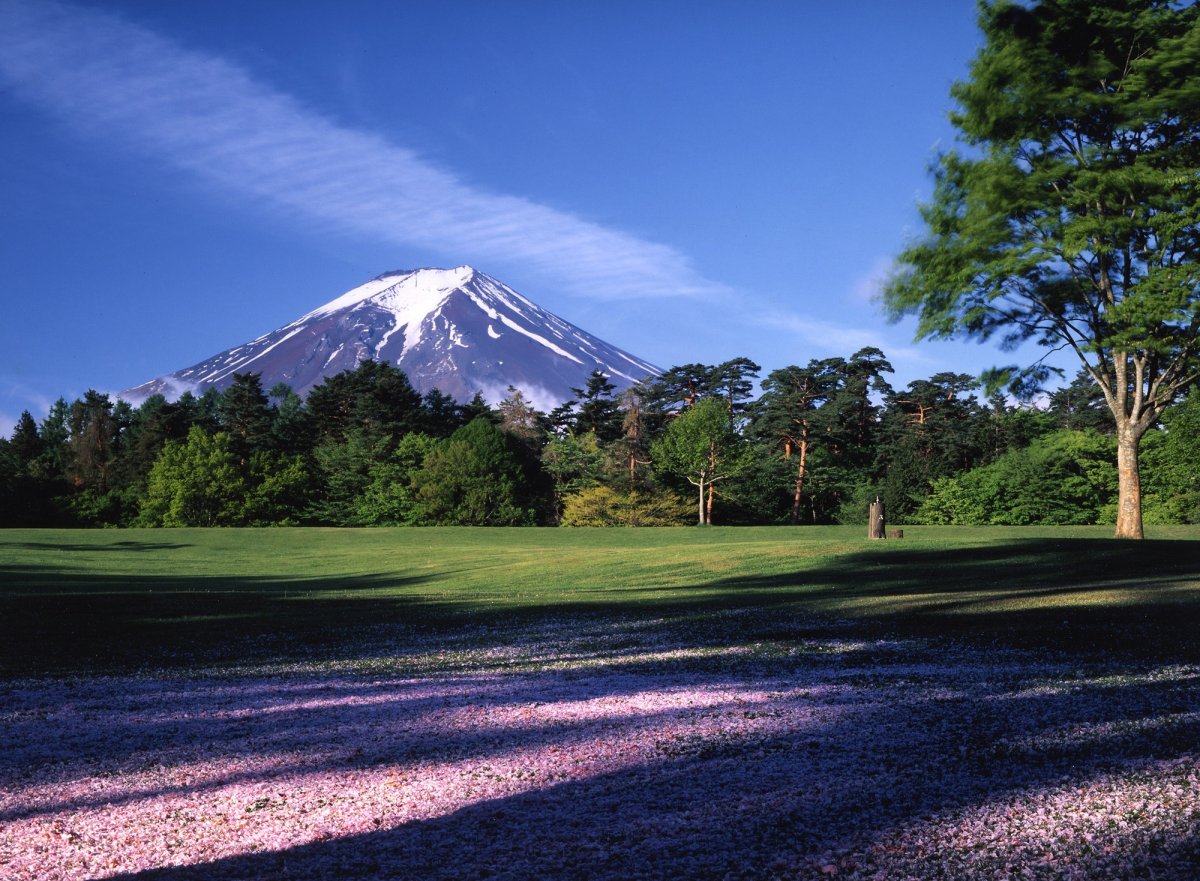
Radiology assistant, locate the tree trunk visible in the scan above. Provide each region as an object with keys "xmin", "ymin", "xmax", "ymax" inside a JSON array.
[
  {"xmin": 697, "ymin": 477, "xmax": 706, "ymax": 526},
  {"xmin": 791, "ymin": 435, "xmax": 809, "ymax": 525},
  {"xmin": 1114, "ymin": 430, "xmax": 1145, "ymax": 540},
  {"xmin": 705, "ymin": 440, "xmax": 717, "ymax": 526},
  {"xmin": 868, "ymin": 498, "xmax": 886, "ymax": 540}
]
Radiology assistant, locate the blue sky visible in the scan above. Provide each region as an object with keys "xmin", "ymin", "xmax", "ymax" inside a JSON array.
[{"xmin": 0, "ymin": 0, "xmax": 1031, "ymax": 435}]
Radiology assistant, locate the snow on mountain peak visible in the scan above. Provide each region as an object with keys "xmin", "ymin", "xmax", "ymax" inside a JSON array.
[
  {"xmin": 302, "ymin": 265, "xmax": 476, "ymax": 321},
  {"xmin": 121, "ymin": 265, "xmax": 659, "ymax": 408}
]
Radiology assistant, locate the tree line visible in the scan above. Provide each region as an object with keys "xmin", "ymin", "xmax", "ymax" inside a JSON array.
[{"xmin": 3, "ymin": 349, "xmax": 1198, "ymax": 528}]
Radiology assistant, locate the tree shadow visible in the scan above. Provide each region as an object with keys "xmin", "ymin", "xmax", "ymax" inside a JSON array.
[
  {"xmin": 685, "ymin": 537, "xmax": 1200, "ymax": 660},
  {"xmin": 5, "ymin": 534, "xmax": 1200, "ymax": 877},
  {"xmin": 5, "ymin": 535, "xmax": 1200, "ymax": 674},
  {"xmin": 52, "ymin": 655, "xmax": 1194, "ymax": 881},
  {"xmin": 0, "ymin": 569, "xmax": 444, "ymax": 674},
  {"xmin": 0, "ymin": 540, "xmax": 194, "ymax": 552}
]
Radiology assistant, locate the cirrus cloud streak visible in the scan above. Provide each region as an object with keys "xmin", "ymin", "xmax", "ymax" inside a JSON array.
[{"xmin": 0, "ymin": 0, "xmax": 725, "ymax": 302}]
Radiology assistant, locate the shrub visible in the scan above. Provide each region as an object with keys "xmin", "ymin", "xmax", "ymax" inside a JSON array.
[{"xmin": 561, "ymin": 486, "xmax": 692, "ymax": 526}]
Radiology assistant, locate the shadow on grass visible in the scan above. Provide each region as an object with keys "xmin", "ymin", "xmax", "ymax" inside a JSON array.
[
  {"xmin": 3, "ymin": 536, "xmax": 1200, "ymax": 674},
  {"xmin": 0, "ymin": 569, "xmax": 444, "ymax": 675},
  {"xmin": 3, "ymin": 540, "xmax": 195, "ymax": 552},
  {"xmin": 6, "ymin": 536, "xmax": 1200, "ymax": 878},
  {"xmin": 688, "ymin": 537, "xmax": 1200, "ymax": 659}
]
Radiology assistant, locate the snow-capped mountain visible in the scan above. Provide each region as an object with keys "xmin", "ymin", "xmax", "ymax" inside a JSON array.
[{"xmin": 121, "ymin": 266, "xmax": 660, "ymax": 410}]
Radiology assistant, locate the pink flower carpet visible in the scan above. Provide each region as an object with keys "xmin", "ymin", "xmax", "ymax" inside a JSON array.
[{"xmin": 3, "ymin": 619, "xmax": 1198, "ymax": 879}]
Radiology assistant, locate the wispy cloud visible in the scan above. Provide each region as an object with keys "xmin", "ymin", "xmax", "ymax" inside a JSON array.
[
  {"xmin": 750, "ymin": 309, "xmax": 931, "ymax": 367},
  {"xmin": 0, "ymin": 376, "xmax": 58, "ymax": 435},
  {"xmin": 848, "ymin": 256, "xmax": 896, "ymax": 305},
  {"xmin": 0, "ymin": 0, "xmax": 725, "ymax": 302}
]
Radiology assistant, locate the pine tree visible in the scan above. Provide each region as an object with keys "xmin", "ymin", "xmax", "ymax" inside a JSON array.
[
  {"xmin": 220, "ymin": 372, "xmax": 274, "ymax": 464},
  {"xmin": 570, "ymin": 371, "xmax": 622, "ymax": 442},
  {"xmin": 712, "ymin": 357, "xmax": 761, "ymax": 430},
  {"xmin": 9, "ymin": 411, "xmax": 43, "ymax": 473},
  {"xmin": 756, "ymin": 363, "xmax": 838, "ymax": 524}
]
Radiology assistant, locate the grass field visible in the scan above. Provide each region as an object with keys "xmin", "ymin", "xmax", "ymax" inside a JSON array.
[
  {"xmin": 3, "ymin": 525, "xmax": 1200, "ymax": 674},
  {"xmin": 3, "ymin": 526, "xmax": 1200, "ymax": 879}
]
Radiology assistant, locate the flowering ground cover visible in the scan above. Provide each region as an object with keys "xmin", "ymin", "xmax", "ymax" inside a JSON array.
[{"xmin": 2, "ymin": 527, "xmax": 1199, "ymax": 879}]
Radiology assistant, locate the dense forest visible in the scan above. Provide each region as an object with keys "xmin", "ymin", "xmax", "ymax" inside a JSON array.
[{"xmin": 2, "ymin": 348, "xmax": 1198, "ymax": 528}]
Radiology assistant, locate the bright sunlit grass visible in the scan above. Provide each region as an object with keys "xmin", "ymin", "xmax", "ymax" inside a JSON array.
[{"xmin": 2, "ymin": 525, "xmax": 1200, "ymax": 674}]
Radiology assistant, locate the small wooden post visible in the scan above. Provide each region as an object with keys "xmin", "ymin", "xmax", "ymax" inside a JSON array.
[{"xmin": 868, "ymin": 497, "xmax": 886, "ymax": 540}]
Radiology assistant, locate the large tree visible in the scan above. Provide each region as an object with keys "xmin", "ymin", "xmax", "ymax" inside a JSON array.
[
  {"xmin": 305, "ymin": 360, "xmax": 424, "ymax": 443},
  {"xmin": 570, "ymin": 370, "xmax": 623, "ymax": 442},
  {"xmin": 68, "ymin": 390, "xmax": 123, "ymax": 491},
  {"xmin": 411, "ymin": 417, "xmax": 536, "ymax": 526},
  {"xmin": 219, "ymin": 372, "xmax": 274, "ymax": 462},
  {"xmin": 884, "ymin": 0, "xmax": 1200, "ymax": 538},
  {"xmin": 139, "ymin": 427, "xmax": 247, "ymax": 527},
  {"xmin": 756, "ymin": 362, "xmax": 838, "ymax": 524},
  {"xmin": 652, "ymin": 397, "xmax": 752, "ymax": 525},
  {"xmin": 712, "ymin": 357, "xmax": 762, "ymax": 430}
]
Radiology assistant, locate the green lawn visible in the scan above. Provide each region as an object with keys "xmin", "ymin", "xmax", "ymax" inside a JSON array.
[{"xmin": 3, "ymin": 525, "xmax": 1199, "ymax": 674}]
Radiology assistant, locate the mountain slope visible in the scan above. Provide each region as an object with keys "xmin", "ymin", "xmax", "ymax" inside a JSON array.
[{"xmin": 121, "ymin": 266, "xmax": 659, "ymax": 409}]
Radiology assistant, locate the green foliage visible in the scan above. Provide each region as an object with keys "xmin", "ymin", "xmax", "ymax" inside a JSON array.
[
  {"xmin": 542, "ymin": 431, "xmax": 605, "ymax": 519},
  {"xmin": 220, "ymin": 372, "xmax": 274, "ymax": 459},
  {"xmin": 139, "ymin": 427, "xmax": 248, "ymax": 527},
  {"xmin": 32, "ymin": 398, "xmax": 72, "ymax": 483},
  {"xmin": 916, "ymin": 430, "xmax": 1116, "ymax": 525},
  {"xmin": 560, "ymin": 485, "xmax": 692, "ymax": 526},
  {"xmin": 884, "ymin": 0, "xmax": 1200, "ymax": 536},
  {"xmin": 876, "ymin": 373, "xmax": 988, "ymax": 520},
  {"xmin": 652, "ymin": 397, "xmax": 754, "ymax": 525},
  {"xmin": 268, "ymin": 383, "xmax": 310, "ymax": 453},
  {"xmin": 14, "ymin": 337, "xmax": 1200, "ymax": 532},
  {"xmin": 9, "ymin": 411, "xmax": 43, "ymax": 469},
  {"xmin": 977, "ymin": 400, "xmax": 1057, "ymax": 462},
  {"xmin": 754, "ymin": 361, "xmax": 839, "ymax": 523},
  {"xmin": 418, "ymin": 389, "xmax": 468, "ymax": 438},
  {"xmin": 496, "ymin": 387, "xmax": 545, "ymax": 446},
  {"xmin": 355, "ymin": 432, "xmax": 439, "ymax": 526},
  {"xmin": 569, "ymin": 370, "xmax": 623, "ymax": 442},
  {"xmin": 1141, "ymin": 389, "xmax": 1200, "ymax": 524},
  {"xmin": 66, "ymin": 485, "xmax": 141, "ymax": 527},
  {"xmin": 305, "ymin": 360, "xmax": 424, "ymax": 444},
  {"xmin": 0, "ymin": 440, "xmax": 19, "ymax": 526},
  {"xmin": 139, "ymin": 426, "xmax": 310, "ymax": 527},
  {"xmin": 642, "ymin": 363, "xmax": 717, "ymax": 413},
  {"xmin": 711, "ymin": 357, "xmax": 761, "ymax": 429},
  {"xmin": 833, "ymin": 481, "xmax": 884, "ymax": 527},
  {"xmin": 916, "ymin": 477, "xmax": 990, "ymax": 527},
  {"xmin": 242, "ymin": 452, "xmax": 312, "ymax": 525},
  {"xmin": 116, "ymin": 394, "xmax": 190, "ymax": 490},
  {"xmin": 747, "ymin": 349, "xmax": 895, "ymax": 525},
  {"xmin": 69, "ymin": 390, "xmax": 123, "ymax": 490},
  {"xmin": 607, "ymin": 386, "xmax": 654, "ymax": 490},
  {"xmin": 1046, "ymin": 370, "xmax": 1112, "ymax": 434},
  {"xmin": 306, "ymin": 429, "xmax": 393, "ymax": 526},
  {"xmin": 411, "ymin": 417, "xmax": 536, "ymax": 525},
  {"xmin": 459, "ymin": 391, "xmax": 497, "ymax": 426},
  {"xmin": 712, "ymin": 445, "xmax": 797, "ymax": 526}
]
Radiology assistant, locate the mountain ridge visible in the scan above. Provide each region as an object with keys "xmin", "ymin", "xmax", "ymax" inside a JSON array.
[{"xmin": 121, "ymin": 266, "xmax": 659, "ymax": 411}]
